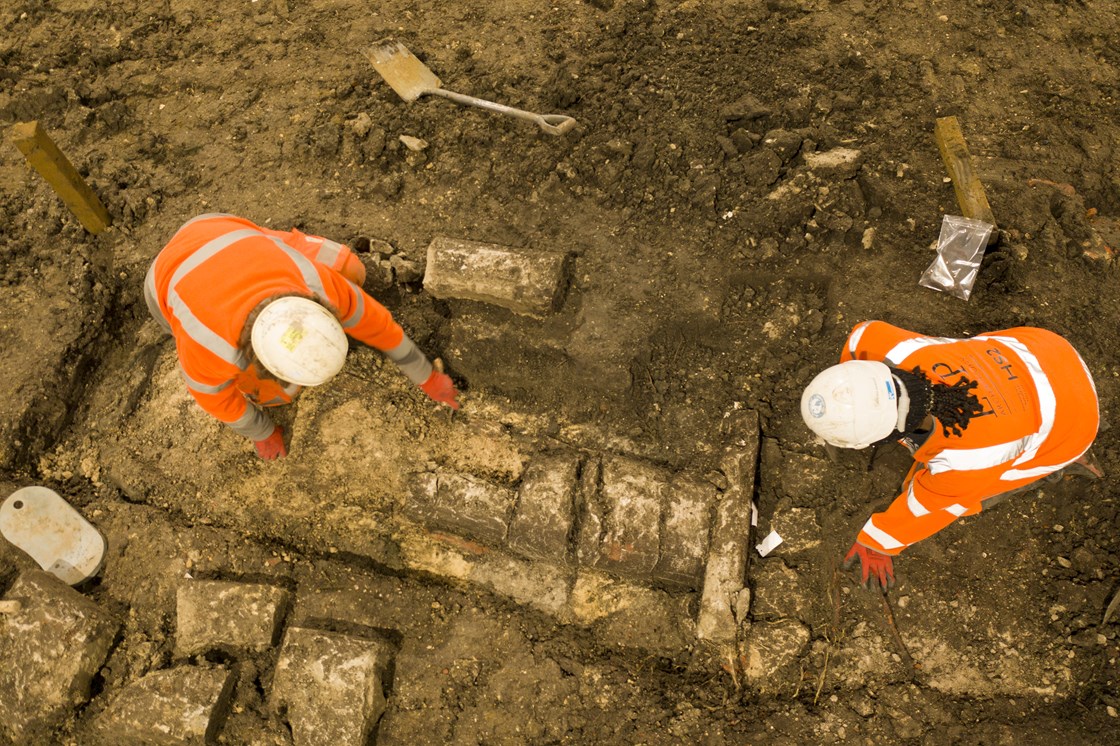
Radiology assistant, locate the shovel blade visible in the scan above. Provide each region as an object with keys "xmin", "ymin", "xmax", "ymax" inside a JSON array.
[{"xmin": 367, "ymin": 40, "xmax": 441, "ymax": 102}]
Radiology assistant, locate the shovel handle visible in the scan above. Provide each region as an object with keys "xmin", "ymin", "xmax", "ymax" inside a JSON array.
[{"xmin": 426, "ymin": 88, "xmax": 576, "ymax": 136}]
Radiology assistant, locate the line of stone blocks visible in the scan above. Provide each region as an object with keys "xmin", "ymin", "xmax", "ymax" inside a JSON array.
[{"xmin": 406, "ymin": 449, "xmax": 718, "ymax": 593}]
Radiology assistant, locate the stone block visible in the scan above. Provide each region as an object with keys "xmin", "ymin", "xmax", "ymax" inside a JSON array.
[
  {"xmin": 406, "ymin": 471, "xmax": 517, "ymax": 547},
  {"xmin": 175, "ymin": 579, "xmax": 292, "ymax": 657},
  {"xmin": 697, "ymin": 411, "xmax": 759, "ymax": 644},
  {"xmin": 768, "ymin": 501, "xmax": 822, "ymax": 555},
  {"xmin": 423, "ymin": 235, "xmax": 572, "ymax": 318},
  {"xmin": 0, "ymin": 570, "xmax": 119, "ymax": 743},
  {"xmin": 469, "ymin": 552, "xmax": 573, "ymax": 618},
  {"xmin": 92, "ymin": 665, "xmax": 235, "ymax": 746},
  {"xmin": 272, "ymin": 627, "xmax": 394, "ymax": 746},
  {"xmin": 803, "ymin": 146, "xmax": 862, "ymax": 178},
  {"xmin": 776, "ymin": 451, "xmax": 832, "ymax": 504},
  {"xmin": 741, "ymin": 619, "xmax": 810, "ymax": 685},
  {"xmin": 575, "ymin": 456, "xmax": 605, "ymax": 566},
  {"xmin": 508, "ymin": 452, "xmax": 581, "ymax": 562},
  {"xmin": 571, "ymin": 570, "xmax": 692, "ymax": 654},
  {"xmin": 751, "ymin": 558, "xmax": 812, "ymax": 620},
  {"xmin": 593, "ymin": 456, "xmax": 667, "ymax": 582},
  {"xmin": 654, "ymin": 473, "xmax": 716, "ymax": 591}
]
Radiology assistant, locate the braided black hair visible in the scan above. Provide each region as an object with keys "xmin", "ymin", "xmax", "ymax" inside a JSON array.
[
  {"xmin": 928, "ymin": 369, "xmax": 985, "ymax": 437},
  {"xmin": 896, "ymin": 365, "xmax": 985, "ymax": 437}
]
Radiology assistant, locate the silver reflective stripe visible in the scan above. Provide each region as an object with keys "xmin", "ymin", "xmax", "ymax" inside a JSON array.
[
  {"xmin": 861, "ymin": 517, "xmax": 905, "ymax": 550},
  {"xmin": 267, "ymin": 238, "xmax": 328, "ymax": 298},
  {"xmin": 386, "ymin": 334, "xmax": 433, "ymax": 384},
  {"xmin": 314, "ymin": 238, "xmax": 345, "ymax": 267},
  {"xmin": 338, "ymin": 279, "xmax": 366, "ymax": 329},
  {"xmin": 144, "ymin": 261, "xmax": 171, "ymax": 334},
  {"xmin": 906, "ymin": 483, "xmax": 930, "ymax": 516},
  {"xmin": 165, "ymin": 227, "xmax": 260, "ymax": 368},
  {"xmin": 170, "ymin": 228, "xmax": 261, "ymax": 287},
  {"xmin": 179, "ymin": 364, "xmax": 233, "ymax": 395},
  {"xmin": 976, "ymin": 336, "xmax": 1056, "ymax": 468},
  {"xmin": 1003, "ymin": 456, "xmax": 1074, "ymax": 482},
  {"xmin": 883, "ymin": 335, "xmax": 962, "ymax": 366},
  {"xmin": 847, "ymin": 321, "xmax": 872, "ymax": 356},
  {"xmin": 227, "ymin": 406, "xmax": 274, "ymax": 441},
  {"xmin": 168, "ymin": 287, "xmax": 247, "ymax": 368},
  {"xmin": 928, "ymin": 439, "xmax": 1031, "ymax": 474},
  {"xmin": 944, "ymin": 504, "xmax": 968, "ymax": 517}
]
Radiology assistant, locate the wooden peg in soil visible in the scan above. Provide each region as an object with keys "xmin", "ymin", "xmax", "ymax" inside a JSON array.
[
  {"xmin": 934, "ymin": 116, "xmax": 998, "ymax": 240},
  {"xmin": 8, "ymin": 120, "xmax": 112, "ymax": 235}
]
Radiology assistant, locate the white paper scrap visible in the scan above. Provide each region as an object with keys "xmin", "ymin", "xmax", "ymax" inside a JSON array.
[
  {"xmin": 756, "ymin": 530, "xmax": 783, "ymax": 557},
  {"xmin": 751, "ymin": 502, "xmax": 758, "ymax": 527}
]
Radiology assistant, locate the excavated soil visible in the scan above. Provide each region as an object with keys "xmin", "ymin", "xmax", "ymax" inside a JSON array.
[{"xmin": 3, "ymin": 0, "xmax": 1120, "ymax": 743}]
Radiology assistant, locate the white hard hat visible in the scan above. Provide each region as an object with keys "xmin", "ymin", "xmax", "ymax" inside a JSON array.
[
  {"xmin": 800, "ymin": 360, "xmax": 903, "ymax": 449},
  {"xmin": 250, "ymin": 297, "xmax": 348, "ymax": 386}
]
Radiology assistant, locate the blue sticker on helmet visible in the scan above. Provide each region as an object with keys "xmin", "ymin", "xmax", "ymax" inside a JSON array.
[
  {"xmin": 885, "ymin": 379, "xmax": 895, "ymax": 400},
  {"xmin": 808, "ymin": 393, "xmax": 825, "ymax": 418}
]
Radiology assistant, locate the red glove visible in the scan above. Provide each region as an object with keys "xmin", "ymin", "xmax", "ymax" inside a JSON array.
[
  {"xmin": 419, "ymin": 370, "xmax": 461, "ymax": 410},
  {"xmin": 844, "ymin": 542, "xmax": 895, "ymax": 589},
  {"xmin": 254, "ymin": 425, "xmax": 287, "ymax": 460}
]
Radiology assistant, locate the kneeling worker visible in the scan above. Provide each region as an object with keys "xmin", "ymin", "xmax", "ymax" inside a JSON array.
[
  {"xmin": 144, "ymin": 213, "xmax": 459, "ymax": 460},
  {"xmin": 801, "ymin": 320, "xmax": 1099, "ymax": 588}
]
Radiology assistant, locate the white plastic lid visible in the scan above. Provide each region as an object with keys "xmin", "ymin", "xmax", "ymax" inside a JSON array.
[{"xmin": 0, "ymin": 486, "xmax": 107, "ymax": 585}]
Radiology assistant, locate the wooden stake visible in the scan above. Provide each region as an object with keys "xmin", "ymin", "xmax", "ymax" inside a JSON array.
[
  {"xmin": 934, "ymin": 116, "xmax": 997, "ymax": 231},
  {"xmin": 9, "ymin": 120, "xmax": 112, "ymax": 235}
]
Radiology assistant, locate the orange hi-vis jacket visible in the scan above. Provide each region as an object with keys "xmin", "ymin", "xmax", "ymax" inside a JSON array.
[
  {"xmin": 145, "ymin": 214, "xmax": 431, "ymax": 441},
  {"xmin": 842, "ymin": 320, "xmax": 1099, "ymax": 555}
]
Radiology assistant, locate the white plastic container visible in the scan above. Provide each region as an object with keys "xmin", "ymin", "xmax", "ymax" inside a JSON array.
[{"xmin": 0, "ymin": 486, "xmax": 107, "ymax": 585}]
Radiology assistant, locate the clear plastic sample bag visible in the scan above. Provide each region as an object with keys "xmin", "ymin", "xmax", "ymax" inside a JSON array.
[{"xmin": 918, "ymin": 215, "xmax": 994, "ymax": 301}]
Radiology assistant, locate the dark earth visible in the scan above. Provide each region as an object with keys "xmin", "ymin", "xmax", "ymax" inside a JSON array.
[{"xmin": 3, "ymin": 0, "xmax": 1120, "ymax": 743}]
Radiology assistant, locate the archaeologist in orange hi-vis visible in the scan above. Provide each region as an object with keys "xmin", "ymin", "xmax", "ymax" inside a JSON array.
[
  {"xmin": 800, "ymin": 320, "xmax": 1100, "ymax": 589},
  {"xmin": 144, "ymin": 213, "xmax": 460, "ymax": 460}
]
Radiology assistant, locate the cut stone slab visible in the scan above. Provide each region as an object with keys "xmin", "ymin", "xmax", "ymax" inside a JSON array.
[
  {"xmin": 767, "ymin": 502, "xmax": 822, "ymax": 555},
  {"xmin": 593, "ymin": 455, "xmax": 667, "ymax": 582},
  {"xmin": 175, "ymin": 579, "xmax": 292, "ymax": 658},
  {"xmin": 575, "ymin": 456, "xmax": 605, "ymax": 566},
  {"xmin": 653, "ymin": 473, "xmax": 716, "ymax": 591},
  {"xmin": 423, "ymin": 235, "xmax": 572, "ymax": 318},
  {"xmin": 507, "ymin": 452, "xmax": 581, "ymax": 562},
  {"xmin": 0, "ymin": 570, "xmax": 119, "ymax": 743},
  {"xmin": 751, "ymin": 558, "xmax": 812, "ymax": 620},
  {"xmin": 272, "ymin": 627, "xmax": 394, "ymax": 746},
  {"xmin": 406, "ymin": 471, "xmax": 517, "ymax": 547},
  {"xmin": 571, "ymin": 570, "xmax": 692, "ymax": 653},
  {"xmin": 803, "ymin": 146, "xmax": 862, "ymax": 178},
  {"xmin": 775, "ymin": 450, "xmax": 832, "ymax": 504},
  {"xmin": 92, "ymin": 665, "xmax": 235, "ymax": 746},
  {"xmin": 741, "ymin": 619, "xmax": 811, "ymax": 685},
  {"xmin": 697, "ymin": 411, "xmax": 759, "ymax": 645}
]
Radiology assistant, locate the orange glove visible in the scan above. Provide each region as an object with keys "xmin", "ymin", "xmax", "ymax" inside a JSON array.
[
  {"xmin": 254, "ymin": 425, "xmax": 287, "ymax": 460},
  {"xmin": 419, "ymin": 370, "xmax": 460, "ymax": 410},
  {"xmin": 844, "ymin": 541, "xmax": 895, "ymax": 589}
]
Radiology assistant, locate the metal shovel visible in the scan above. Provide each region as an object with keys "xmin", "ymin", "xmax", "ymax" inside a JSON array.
[{"xmin": 367, "ymin": 40, "xmax": 577, "ymax": 136}]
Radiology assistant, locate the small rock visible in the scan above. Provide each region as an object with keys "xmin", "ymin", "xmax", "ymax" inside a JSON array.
[
  {"xmin": 399, "ymin": 135, "xmax": 428, "ymax": 151},
  {"xmin": 1057, "ymin": 556, "xmax": 1072, "ymax": 568},
  {"xmin": 389, "ymin": 255, "xmax": 423, "ymax": 284},
  {"xmin": 349, "ymin": 113, "xmax": 373, "ymax": 139}
]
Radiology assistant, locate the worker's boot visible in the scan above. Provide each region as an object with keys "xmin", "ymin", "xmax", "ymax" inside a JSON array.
[{"xmin": 1066, "ymin": 450, "xmax": 1104, "ymax": 480}]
